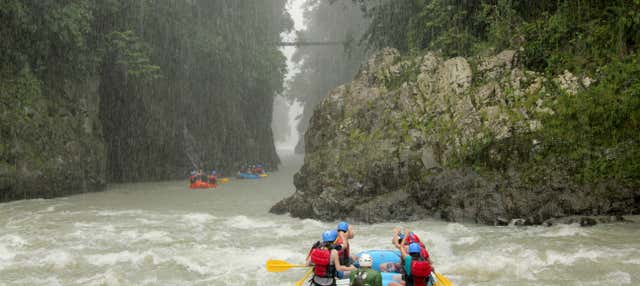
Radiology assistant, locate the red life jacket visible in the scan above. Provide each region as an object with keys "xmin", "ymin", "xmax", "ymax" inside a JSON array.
[
  {"xmin": 407, "ymin": 257, "xmax": 433, "ymax": 286},
  {"xmin": 334, "ymin": 236, "xmax": 350, "ymax": 265},
  {"xmin": 405, "ymin": 234, "xmax": 429, "ymax": 259},
  {"xmin": 418, "ymin": 243, "xmax": 429, "ymax": 259},
  {"xmin": 310, "ymin": 249, "xmax": 336, "ymax": 278},
  {"xmin": 406, "ymin": 233, "xmax": 420, "ymax": 244}
]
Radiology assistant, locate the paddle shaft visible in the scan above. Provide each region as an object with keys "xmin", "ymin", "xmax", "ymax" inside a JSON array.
[
  {"xmin": 265, "ymin": 259, "xmax": 309, "ymax": 272},
  {"xmin": 295, "ymin": 268, "xmax": 314, "ymax": 286}
]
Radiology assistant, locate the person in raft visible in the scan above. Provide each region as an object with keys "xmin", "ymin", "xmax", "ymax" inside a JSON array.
[
  {"xmin": 335, "ymin": 221, "xmax": 358, "ymax": 278},
  {"xmin": 208, "ymin": 170, "xmax": 217, "ymax": 184},
  {"xmin": 189, "ymin": 170, "xmax": 197, "ymax": 184},
  {"xmin": 349, "ymin": 253, "xmax": 382, "ymax": 286},
  {"xmin": 388, "ymin": 230, "xmax": 435, "ymax": 286},
  {"xmin": 380, "ymin": 227, "xmax": 430, "ymax": 273},
  {"xmin": 196, "ymin": 169, "xmax": 206, "ymax": 181},
  {"xmin": 307, "ymin": 229, "xmax": 357, "ymax": 286}
]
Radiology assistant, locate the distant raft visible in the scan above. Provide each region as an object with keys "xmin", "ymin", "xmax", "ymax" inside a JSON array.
[
  {"xmin": 237, "ymin": 173, "xmax": 261, "ymax": 179},
  {"xmin": 218, "ymin": 177, "xmax": 230, "ymax": 184},
  {"xmin": 189, "ymin": 180, "xmax": 216, "ymax": 189}
]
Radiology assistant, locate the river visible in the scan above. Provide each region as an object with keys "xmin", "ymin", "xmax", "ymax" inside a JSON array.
[{"xmin": 1, "ymin": 152, "xmax": 639, "ymax": 285}]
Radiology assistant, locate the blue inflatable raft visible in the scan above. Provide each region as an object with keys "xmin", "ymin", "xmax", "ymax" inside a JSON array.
[
  {"xmin": 237, "ymin": 172, "xmax": 260, "ymax": 179},
  {"xmin": 333, "ymin": 250, "xmax": 401, "ymax": 286}
]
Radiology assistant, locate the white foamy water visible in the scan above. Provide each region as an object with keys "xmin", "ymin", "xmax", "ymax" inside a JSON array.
[{"xmin": 0, "ymin": 154, "xmax": 639, "ymax": 285}]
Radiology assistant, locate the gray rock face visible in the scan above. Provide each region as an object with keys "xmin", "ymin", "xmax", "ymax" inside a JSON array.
[
  {"xmin": 271, "ymin": 49, "xmax": 639, "ymax": 226},
  {"xmin": 1, "ymin": 79, "xmax": 107, "ymax": 202}
]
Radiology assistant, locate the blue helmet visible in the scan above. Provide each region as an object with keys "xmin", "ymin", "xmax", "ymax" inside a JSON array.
[
  {"xmin": 211, "ymin": 170, "xmax": 217, "ymax": 175},
  {"xmin": 398, "ymin": 232, "xmax": 406, "ymax": 240},
  {"xmin": 337, "ymin": 221, "xmax": 349, "ymax": 232},
  {"xmin": 322, "ymin": 230, "xmax": 338, "ymax": 242},
  {"xmin": 408, "ymin": 242, "xmax": 421, "ymax": 254}
]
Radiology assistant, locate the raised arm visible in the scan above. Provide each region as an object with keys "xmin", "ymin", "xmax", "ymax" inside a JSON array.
[
  {"xmin": 399, "ymin": 229, "xmax": 410, "ymax": 257},
  {"xmin": 392, "ymin": 227, "xmax": 401, "ymax": 249}
]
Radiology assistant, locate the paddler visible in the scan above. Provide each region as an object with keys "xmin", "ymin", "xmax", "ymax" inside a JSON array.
[
  {"xmin": 208, "ymin": 170, "xmax": 217, "ymax": 184},
  {"xmin": 307, "ymin": 230, "xmax": 357, "ymax": 286},
  {"xmin": 389, "ymin": 230, "xmax": 435, "ymax": 286},
  {"xmin": 337, "ymin": 222, "xmax": 355, "ymax": 262}
]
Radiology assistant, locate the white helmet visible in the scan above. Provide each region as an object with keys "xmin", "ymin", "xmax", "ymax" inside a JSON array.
[{"xmin": 358, "ymin": 253, "xmax": 373, "ymax": 267}]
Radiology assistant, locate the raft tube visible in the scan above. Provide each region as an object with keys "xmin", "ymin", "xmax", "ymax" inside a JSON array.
[
  {"xmin": 308, "ymin": 250, "xmax": 401, "ymax": 286},
  {"xmin": 237, "ymin": 173, "xmax": 260, "ymax": 179},
  {"xmin": 357, "ymin": 250, "xmax": 401, "ymax": 286},
  {"xmin": 218, "ymin": 178, "xmax": 230, "ymax": 184},
  {"xmin": 189, "ymin": 180, "xmax": 216, "ymax": 189}
]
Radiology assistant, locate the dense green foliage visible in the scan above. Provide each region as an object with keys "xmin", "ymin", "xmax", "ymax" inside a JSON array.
[
  {"xmin": 357, "ymin": 0, "xmax": 639, "ymax": 66},
  {"xmin": 1, "ymin": 0, "xmax": 291, "ymax": 200},
  {"xmin": 354, "ymin": 0, "xmax": 640, "ymax": 185},
  {"xmin": 1, "ymin": 0, "xmax": 107, "ymax": 200},
  {"xmin": 539, "ymin": 57, "xmax": 640, "ymax": 183},
  {"xmin": 285, "ymin": 0, "xmax": 369, "ymax": 152}
]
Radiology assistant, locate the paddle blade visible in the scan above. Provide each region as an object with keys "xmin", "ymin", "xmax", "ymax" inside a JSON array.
[
  {"xmin": 295, "ymin": 268, "xmax": 314, "ymax": 286},
  {"xmin": 266, "ymin": 259, "xmax": 308, "ymax": 272},
  {"xmin": 434, "ymin": 272, "xmax": 453, "ymax": 286}
]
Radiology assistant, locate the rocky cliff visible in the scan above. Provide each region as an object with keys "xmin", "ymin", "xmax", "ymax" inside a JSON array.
[
  {"xmin": 1, "ymin": 0, "xmax": 289, "ymax": 202},
  {"xmin": 271, "ymin": 49, "xmax": 639, "ymax": 225},
  {"xmin": 1, "ymin": 72, "xmax": 106, "ymax": 202}
]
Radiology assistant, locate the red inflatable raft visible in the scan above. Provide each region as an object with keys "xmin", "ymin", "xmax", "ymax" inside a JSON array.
[{"xmin": 189, "ymin": 180, "xmax": 216, "ymax": 189}]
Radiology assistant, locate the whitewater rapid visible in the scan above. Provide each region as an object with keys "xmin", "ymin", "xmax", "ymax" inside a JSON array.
[{"xmin": 1, "ymin": 153, "xmax": 638, "ymax": 285}]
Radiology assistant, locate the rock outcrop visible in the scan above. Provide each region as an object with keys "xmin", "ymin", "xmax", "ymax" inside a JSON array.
[
  {"xmin": 271, "ymin": 48, "xmax": 639, "ymax": 225},
  {"xmin": 1, "ymin": 76, "xmax": 106, "ymax": 202}
]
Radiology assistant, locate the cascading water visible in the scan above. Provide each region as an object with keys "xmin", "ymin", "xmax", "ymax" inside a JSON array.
[
  {"xmin": 272, "ymin": 0, "xmax": 306, "ymax": 153},
  {"xmin": 273, "ymin": 98, "xmax": 303, "ymax": 152}
]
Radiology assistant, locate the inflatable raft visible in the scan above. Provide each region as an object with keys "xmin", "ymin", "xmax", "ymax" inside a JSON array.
[
  {"xmin": 305, "ymin": 250, "xmax": 402, "ymax": 286},
  {"xmin": 189, "ymin": 180, "xmax": 216, "ymax": 189},
  {"xmin": 218, "ymin": 177, "xmax": 230, "ymax": 184},
  {"xmin": 237, "ymin": 172, "xmax": 260, "ymax": 179}
]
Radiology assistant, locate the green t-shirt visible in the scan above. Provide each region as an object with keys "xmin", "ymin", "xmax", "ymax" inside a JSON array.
[{"xmin": 349, "ymin": 268, "xmax": 382, "ymax": 286}]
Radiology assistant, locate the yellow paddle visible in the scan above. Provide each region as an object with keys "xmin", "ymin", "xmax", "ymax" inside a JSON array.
[
  {"xmin": 294, "ymin": 268, "xmax": 313, "ymax": 286},
  {"xmin": 434, "ymin": 271, "xmax": 453, "ymax": 286},
  {"xmin": 265, "ymin": 259, "xmax": 310, "ymax": 273}
]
